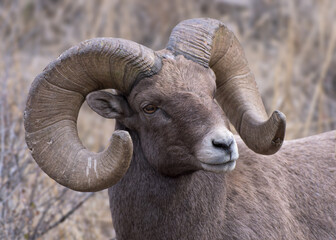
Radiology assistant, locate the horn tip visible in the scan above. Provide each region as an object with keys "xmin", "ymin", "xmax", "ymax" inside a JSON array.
[
  {"xmin": 107, "ymin": 129, "xmax": 133, "ymax": 173},
  {"xmin": 111, "ymin": 130, "xmax": 133, "ymax": 145},
  {"xmin": 271, "ymin": 110, "xmax": 286, "ymax": 141},
  {"xmin": 264, "ymin": 110, "xmax": 286, "ymax": 155}
]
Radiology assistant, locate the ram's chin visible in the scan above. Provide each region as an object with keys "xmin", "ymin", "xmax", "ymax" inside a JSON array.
[{"xmin": 200, "ymin": 160, "xmax": 236, "ymax": 173}]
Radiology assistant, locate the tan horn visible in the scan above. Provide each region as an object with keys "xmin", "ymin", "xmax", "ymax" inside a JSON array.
[
  {"xmin": 24, "ymin": 38, "xmax": 162, "ymax": 191},
  {"xmin": 166, "ymin": 18, "xmax": 285, "ymax": 155}
]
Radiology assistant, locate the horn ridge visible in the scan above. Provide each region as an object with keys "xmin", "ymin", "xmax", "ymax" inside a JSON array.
[
  {"xmin": 166, "ymin": 18, "xmax": 286, "ymax": 155},
  {"xmin": 25, "ymin": 38, "xmax": 161, "ymax": 191}
]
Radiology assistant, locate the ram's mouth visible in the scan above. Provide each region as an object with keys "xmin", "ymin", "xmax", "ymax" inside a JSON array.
[{"xmin": 200, "ymin": 160, "xmax": 236, "ymax": 173}]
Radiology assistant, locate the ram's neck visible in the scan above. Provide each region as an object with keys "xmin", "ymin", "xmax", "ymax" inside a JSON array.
[{"xmin": 108, "ymin": 123, "xmax": 228, "ymax": 240}]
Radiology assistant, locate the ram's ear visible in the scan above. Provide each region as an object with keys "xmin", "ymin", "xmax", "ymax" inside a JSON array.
[{"xmin": 86, "ymin": 91, "xmax": 132, "ymax": 119}]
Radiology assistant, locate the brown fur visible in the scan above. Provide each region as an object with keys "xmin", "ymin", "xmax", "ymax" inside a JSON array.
[
  {"xmin": 109, "ymin": 128, "xmax": 336, "ymax": 240},
  {"xmin": 87, "ymin": 57, "xmax": 336, "ymax": 239},
  {"xmin": 225, "ymin": 131, "xmax": 336, "ymax": 239}
]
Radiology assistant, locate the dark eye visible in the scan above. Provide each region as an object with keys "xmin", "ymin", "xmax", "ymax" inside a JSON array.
[{"xmin": 143, "ymin": 104, "xmax": 158, "ymax": 114}]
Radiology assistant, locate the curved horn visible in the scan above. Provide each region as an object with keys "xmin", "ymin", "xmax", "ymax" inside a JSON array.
[
  {"xmin": 166, "ymin": 18, "xmax": 285, "ymax": 155},
  {"xmin": 24, "ymin": 38, "xmax": 162, "ymax": 191}
]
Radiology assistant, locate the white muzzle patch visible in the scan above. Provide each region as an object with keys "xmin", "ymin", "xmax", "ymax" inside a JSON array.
[{"xmin": 196, "ymin": 126, "xmax": 239, "ymax": 173}]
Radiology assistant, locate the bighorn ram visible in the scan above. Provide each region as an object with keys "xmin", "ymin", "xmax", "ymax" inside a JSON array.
[{"xmin": 24, "ymin": 18, "xmax": 336, "ymax": 239}]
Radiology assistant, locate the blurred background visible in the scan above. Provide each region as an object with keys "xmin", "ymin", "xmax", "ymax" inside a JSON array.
[{"xmin": 0, "ymin": 0, "xmax": 335, "ymax": 239}]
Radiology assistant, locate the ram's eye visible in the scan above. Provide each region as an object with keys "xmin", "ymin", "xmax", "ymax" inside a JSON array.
[{"xmin": 143, "ymin": 104, "xmax": 157, "ymax": 114}]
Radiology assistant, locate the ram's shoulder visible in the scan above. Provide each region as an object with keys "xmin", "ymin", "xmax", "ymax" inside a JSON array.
[{"xmin": 281, "ymin": 130, "xmax": 336, "ymax": 159}]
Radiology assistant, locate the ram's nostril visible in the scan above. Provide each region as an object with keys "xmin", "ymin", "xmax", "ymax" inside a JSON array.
[{"xmin": 212, "ymin": 139, "xmax": 233, "ymax": 152}]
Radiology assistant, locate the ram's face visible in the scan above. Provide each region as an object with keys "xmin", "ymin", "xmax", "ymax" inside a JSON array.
[
  {"xmin": 117, "ymin": 56, "xmax": 238, "ymax": 176},
  {"xmin": 87, "ymin": 56, "xmax": 238, "ymax": 176}
]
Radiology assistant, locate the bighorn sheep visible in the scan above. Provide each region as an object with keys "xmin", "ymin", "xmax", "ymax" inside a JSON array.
[{"xmin": 24, "ymin": 18, "xmax": 336, "ymax": 239}]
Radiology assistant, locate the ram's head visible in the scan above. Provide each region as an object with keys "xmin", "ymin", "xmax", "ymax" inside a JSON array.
[{"xmin": 24, "ymin": 18, "xmax": 286, "ymax": 192}]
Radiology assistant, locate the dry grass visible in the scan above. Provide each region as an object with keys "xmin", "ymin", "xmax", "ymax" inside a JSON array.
[{"xmin": 0, "ymin": 0, "xmax": 335, "ymax": 239}]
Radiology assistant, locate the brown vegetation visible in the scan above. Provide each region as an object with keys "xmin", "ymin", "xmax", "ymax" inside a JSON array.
[{"xmin": 0, "ymin": 0, "xmax": 335, "ymax": 239}]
